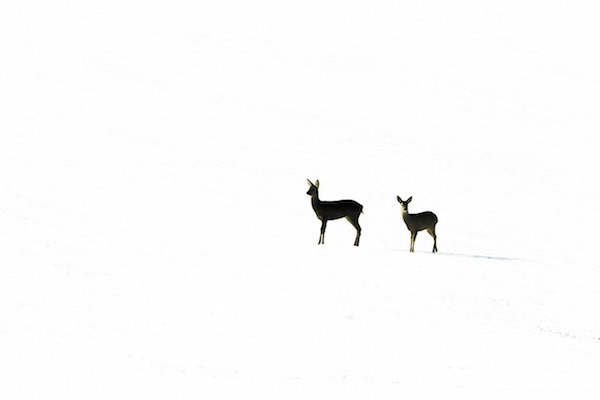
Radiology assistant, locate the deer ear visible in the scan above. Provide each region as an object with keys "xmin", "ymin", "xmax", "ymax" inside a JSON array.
[
  {"xmin": 315, "ymin": 180, "xmax": 319, "ymax": 188},
  {"xmin": 307, "ymin": 179, "xmax": 313, "ymax": 187},
  {"xmin": 407, "ymin": 196, "xmax": 412, "ymax": 203},
  {"xmin": 397, "ymin": 196, "xmax": 401, "ymax": 202}
]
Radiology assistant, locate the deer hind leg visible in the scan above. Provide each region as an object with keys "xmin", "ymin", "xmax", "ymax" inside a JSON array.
[
  {"xmin": 410, "ymin": 231, "xmax": 418, "ymax": 252},
  {"xmin": 427, "ymin": 226, "xmax": 438, "ymax": 252},
  {"xmin": 346, "ymin": 215, "xmax": 361, "ymax": 246},
  {"xmin": 319, "ymin": 220, "xmax": 328, "ymax": 244}
]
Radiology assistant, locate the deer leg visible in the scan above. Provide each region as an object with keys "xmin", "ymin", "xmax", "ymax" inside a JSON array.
[
  {"xmin": 346, "ymin": 215, "xmax": 361, "ymax": 246},
  {"xmin": 427, "ymin": 227, "xmax": 438, "ymax": 252},
  {"xmin": 410, "ymin": 231, "xmax": 417, "ymax": 252},
  {"xmin": 319, "ymin": 220, "xmax": 327, "ymax": 244}
]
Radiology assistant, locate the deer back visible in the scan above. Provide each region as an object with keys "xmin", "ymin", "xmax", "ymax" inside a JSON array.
[
  {"xmin": 403, "ymin": 211, "xmax": 438, "ymax": 232},
  {"xmin": 313, "ymin": 198, "xmax": 363, "ymax": 220}
]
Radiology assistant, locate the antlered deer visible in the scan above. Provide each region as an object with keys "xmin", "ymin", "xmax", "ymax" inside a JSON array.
[
  {"xmin": 397, "ymin": 196, "xmax": 438, "ymax": 253},
  {"xmin": 306, "ymin": 180, "xmax": 363, "ymax": 246}
]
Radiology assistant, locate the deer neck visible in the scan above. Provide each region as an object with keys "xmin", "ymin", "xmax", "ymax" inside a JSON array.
[
  {"xmin": 311, "ymin": 193, "xmax": 321, "ymax": 206},
  {"xmin": 310, "ymin": 193, "xmax": 323, "ymax": 214}
]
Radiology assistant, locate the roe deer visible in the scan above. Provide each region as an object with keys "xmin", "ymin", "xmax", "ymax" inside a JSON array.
[
  {"xmin": 397, "ymin": 196, "xmax": 438, "ymax": 253},
  {"xmin": 307, "ymin": 180, "xmax": 363, "ymax": 246}
]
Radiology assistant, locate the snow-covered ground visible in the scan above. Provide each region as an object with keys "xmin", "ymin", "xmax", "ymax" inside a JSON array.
[{"xmin": 2, "ymin": 1, "xmax": 600, "ymax": 398}]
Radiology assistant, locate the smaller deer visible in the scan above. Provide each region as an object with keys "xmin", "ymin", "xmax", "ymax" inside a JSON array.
[
  {"xmin": 397, "ymin": 196, "xmax": 438, "ymax": 253},
  {"xmin": 307, "ymin": 180, "xmax": 363, "ymax": 246}
]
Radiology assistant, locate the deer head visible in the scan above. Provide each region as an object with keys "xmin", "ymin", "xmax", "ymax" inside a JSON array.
[
  {"xmin": 306, "ymin": 179, "xmax": 319, "ymax": 197},
  {"xmin": 397, "ymin": 196, "xmax": 412, "ymax": 212}
]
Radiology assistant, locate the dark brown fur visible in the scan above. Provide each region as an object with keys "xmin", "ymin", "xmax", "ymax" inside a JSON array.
[
  {"xmin": 397, "ymin": 196, "xmax": 438, "ymax": 252},
  {"xmin": 307, "ymin": 180, "xmax": 363, "ymax": 246}
]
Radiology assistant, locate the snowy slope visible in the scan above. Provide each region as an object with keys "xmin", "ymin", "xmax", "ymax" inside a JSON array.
[{"xmin": 2, "ymin": 1, "xmax": 600, "ymax": 398}]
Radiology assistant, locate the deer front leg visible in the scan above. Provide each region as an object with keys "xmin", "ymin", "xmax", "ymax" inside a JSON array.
[
  {"xmin": 410, "ymin": 231, "xmax": 417, "ymax": 252},
  {"xmin": 319, "ymin": 219, "xmax": 327, "ymax": 244}
]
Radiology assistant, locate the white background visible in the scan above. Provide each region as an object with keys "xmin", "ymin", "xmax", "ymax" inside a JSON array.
[{"xmin": 2, "ymin": 1, "xmax": 600, "ymax": 398}]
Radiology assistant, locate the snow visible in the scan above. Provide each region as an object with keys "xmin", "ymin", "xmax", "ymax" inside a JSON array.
[{"xmin": 2, "ymin": 1, "xmax": 600, "ymax": 398}]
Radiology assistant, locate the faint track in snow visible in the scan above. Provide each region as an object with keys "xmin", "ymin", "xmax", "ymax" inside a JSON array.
[{"xmin": 437, "ymin": 252, "xmax": 524, "ymax": 262}]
